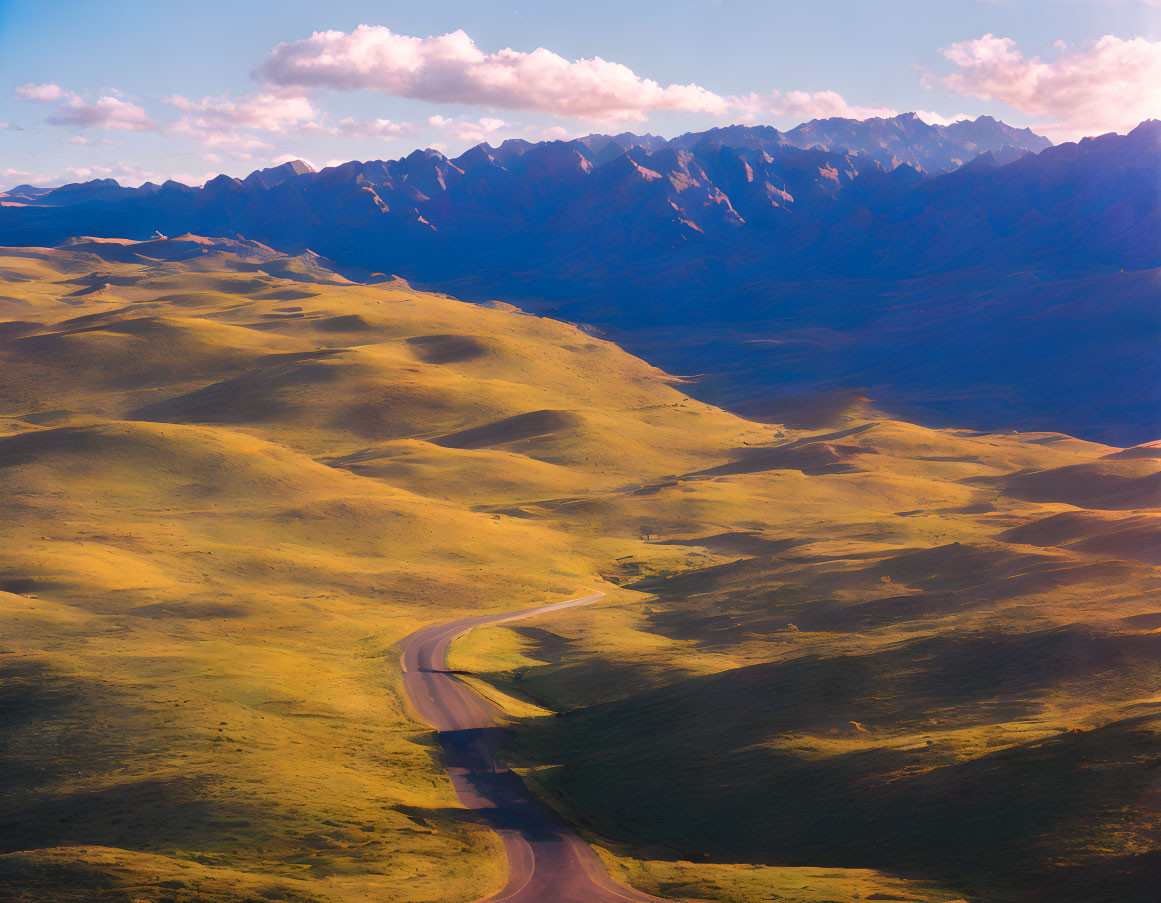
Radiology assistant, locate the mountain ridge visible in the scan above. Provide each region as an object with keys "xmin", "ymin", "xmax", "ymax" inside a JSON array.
[
  {"xmin": 4, "ymin": 112, "xmax": 1048, "ymax": 203},
  {"xmin": 1, "ymin": 116, "xmax": 1157, "ymax": 444}
]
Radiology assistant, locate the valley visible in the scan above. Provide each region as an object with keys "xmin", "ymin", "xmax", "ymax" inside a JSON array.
[{"xmin": 0, "ymin": 237, "xmax": 1157, "ymax": 902}]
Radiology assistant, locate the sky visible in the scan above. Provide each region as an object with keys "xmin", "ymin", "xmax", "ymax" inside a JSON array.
[{"xmin": 1, "ymin": 0, "xmax": 1159, "ymax": 190}]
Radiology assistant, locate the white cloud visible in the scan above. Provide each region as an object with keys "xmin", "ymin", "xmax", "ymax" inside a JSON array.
[
  {"xmin": 15, "ymin": 82, "xmax": 68, "ymax": 103},
  {"xmin": 161, "ymin": 91, "xmax": 416, "ymax": 148},
  {"xmin": 59, "ymin": 162, "xmax": 157, "ymax": 186},
  {"xmin": 69, "ymin": 135, "xmax": 89, "ymax": 145},
  {"xmin": 48, "ymin": 94, "xmax": 155, "ymax": 130},
  {"xmin": 736, "ymin": 89, "xmax": 899, "ymax": 122},
  {"xmin": 258, "ymin": 25, "xmax": 728, "ymax": 121},
  {"xmin": 164, "ymin": 90, "xmax": 323, "ymax": 148},
  {"xmin": 65, "ymin": 165, "xmax": 113, "ymax": 179},
  {"xmin": 167, "ymin": 121, "xmax": 271, "ymax": 150},
  {"xmin": 165, "ymin": 90, "xmax": 317, "ymax": 132},
  {"xmin": 1, "ymin": 168, "xmax": 52, "ymax": 190},
  {"xmin": 16, "ymin": 82, "xmax": 153, "ymax": 130},
  {"xmin": 337, "ymin": 116, "xmax": 418, "ymax": 139},
  {"xmin": 429, "ymin": 114, "xmax": 508, "ymax": 144},
  {"xmin": 939, "ymin": 33, "xmax": 1161, "ymax": 140},
  {"xmin": 532, "ymin": 125, "xmax": 575, "ymax": 141},
  {"xmin": 186, "ymin": 130, "xmax": 271, "ymax": 151},
  {"xmin": 112, "ymin": 163, "xmax": 156, "ymax": 184}
]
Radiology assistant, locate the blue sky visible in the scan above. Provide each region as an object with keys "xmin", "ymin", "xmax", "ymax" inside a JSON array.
[{"xmin": 1, "ymin": 0, "xmax": 1158, "ymax": 189}]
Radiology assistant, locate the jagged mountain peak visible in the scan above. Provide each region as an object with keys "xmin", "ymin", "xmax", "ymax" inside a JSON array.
[
  {"xmin": 243, "ymin": 159, "xmax": 316, "ymax": 190},
  {"xmin": 0, "ymin": 116, "xmax": 1155, "ymax": 443}
]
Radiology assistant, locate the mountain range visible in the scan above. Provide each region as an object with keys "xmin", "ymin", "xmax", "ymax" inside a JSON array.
[{"xmin": 2, "ymin": 113, "xmax": 1157, "ymax": 443}]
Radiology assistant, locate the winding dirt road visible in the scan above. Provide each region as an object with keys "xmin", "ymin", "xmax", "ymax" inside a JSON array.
[{"xmin": 399, "ymin": 593, "xmax": 669, "ymax": 903}]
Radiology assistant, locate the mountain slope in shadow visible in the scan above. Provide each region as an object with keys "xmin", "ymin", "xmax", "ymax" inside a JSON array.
[{"xmin": 4, "ymin": 116, "xmax": 1155, "ymax": 442}]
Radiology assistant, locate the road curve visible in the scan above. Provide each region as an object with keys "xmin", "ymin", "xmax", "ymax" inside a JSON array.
[{"xmin": 399, "ymin": 593, "xmax": 669, "ymax": 903}]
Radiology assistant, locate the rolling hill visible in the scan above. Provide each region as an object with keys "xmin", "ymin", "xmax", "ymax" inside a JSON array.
[{"xmin": 1, "ymin": 237, "xmax": 1158, "ymax": 902}]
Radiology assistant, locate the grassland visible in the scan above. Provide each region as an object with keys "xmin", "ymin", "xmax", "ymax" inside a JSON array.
[
  {"xmin": 452, "ymin": 428, "xmax": 1161, "ymax": 901},
  {"xmin": 1, "ymin": 237, "xmax": 1158, "ymax": 901}
]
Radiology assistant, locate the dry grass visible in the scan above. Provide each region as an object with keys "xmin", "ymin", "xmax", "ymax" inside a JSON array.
[{"xmin": 2, "ymin": 240, "xmax": 1158, "ymax": 902}]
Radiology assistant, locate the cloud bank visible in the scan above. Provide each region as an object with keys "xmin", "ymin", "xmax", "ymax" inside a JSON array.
[
  {"xmin": 166, "ymin": 91, "xmax": 318, "ymax": 134},
  {"xmin": 258, "ymin": 25, "xmax": 728, "ymax": 121},
  {"xmin": 48, "ymin": 95, "xmax": 156, "ymax": 131},
  {"xmin": 736, "ymin": 89, "xmax": 900, "ymax": 122},
  {"xmin": 161, "ymin": 89, "xmax": 419, "ymax": 149},
  {"xmin": 940, "ymin": 34, "xmax": 1161, "ymax": 140},
  {"xmin": 15, "ymin": 83, "xmax": 155, "ymax": 130},
  {"xmin": 163, "ymin": 90, "xmax": 321, "ymax": 149}
]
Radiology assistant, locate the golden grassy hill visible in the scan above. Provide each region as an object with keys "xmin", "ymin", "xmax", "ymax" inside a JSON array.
[{"xmin": 1, "ymin": 239, "xmax": 1158, "ymax": 902}]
